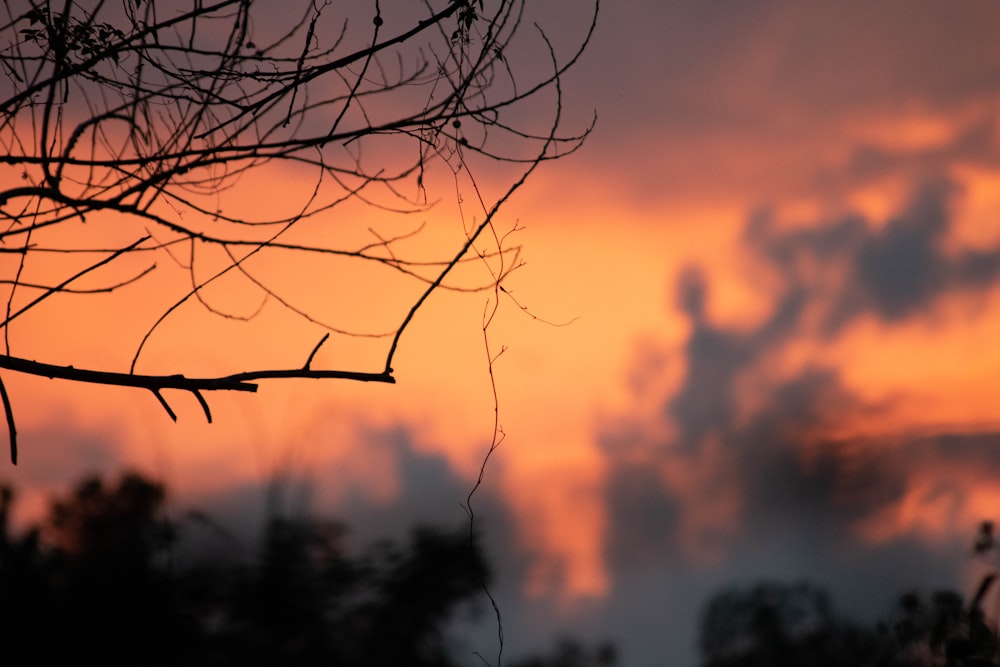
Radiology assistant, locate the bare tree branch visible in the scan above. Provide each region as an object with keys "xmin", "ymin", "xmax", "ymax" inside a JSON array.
[{"xmin": 0, "ymin": 0, "xmax": 597, "ymax": 464}]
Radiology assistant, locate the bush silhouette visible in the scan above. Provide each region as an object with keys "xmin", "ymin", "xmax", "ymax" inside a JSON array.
[
  {"xmin": 698, "ymin": 530, "xmax": 1000, "ymax": 667},
  {"xmin": 0, "ymin": 472, "xmax": 489, "ymax": 666}
]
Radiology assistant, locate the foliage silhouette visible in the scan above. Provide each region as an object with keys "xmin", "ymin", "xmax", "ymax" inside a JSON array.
[
  {"xmin": 698, "ymin": 526, "xmax": 1000, "ymax": 667},
  {"xmin": 0, "ymin": 0, "xmax": 598, "ymax": 463},
  {"xmin": 0, "ymin": 471, "xmax": 495, "ymax": 666}
]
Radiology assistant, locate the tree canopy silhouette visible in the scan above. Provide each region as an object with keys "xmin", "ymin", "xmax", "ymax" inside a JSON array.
[
  {"xmin": 698, "ymin": 546, "xmax": 1000, "ymax": 667},
  {"xmin": 0, "ymin": 470, "xmax": 495, "ymax": 666},
  {"xmin": 0, "ymin": 0, "xmax": 597, "ymax": 462}
]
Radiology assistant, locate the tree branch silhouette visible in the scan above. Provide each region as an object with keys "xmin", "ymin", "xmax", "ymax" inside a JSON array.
[{"xmin": 0, "ymin": 0, "xmax": 597, "ymax": 464}]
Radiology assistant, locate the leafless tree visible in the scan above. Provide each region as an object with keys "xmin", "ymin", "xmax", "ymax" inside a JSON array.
[{"xmin": 0, "ymin": 0, "xmax": 597, "ymax": 463}]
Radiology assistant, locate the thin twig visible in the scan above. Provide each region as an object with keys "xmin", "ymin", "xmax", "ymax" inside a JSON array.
[
  {"xmin": 303, "ymin": 333, "xmax": 330, "ymax": 370},
  {"xmin": 0, "ymin": 236, "xmax": 149, "ymax": 329},
  {"xmin": 0, "ymin": 375, "xmax": 16, "ymax": 465}
]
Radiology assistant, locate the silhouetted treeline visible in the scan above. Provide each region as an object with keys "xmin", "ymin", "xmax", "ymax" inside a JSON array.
[
  {"xmin": 698, "ymin": 525, "xmax": 1000, "ymax": 667},
  {"xmin": 0, "ymin": 471, "xmax": 614, "ymax": 666},
  {"xmin": 9, "ymin": 472, "xmax": 995, "ymax": 667}
]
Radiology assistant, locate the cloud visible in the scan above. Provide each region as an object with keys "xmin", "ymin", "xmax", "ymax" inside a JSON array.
[
  {"xmin": 845, "ymin": 115, "xmax": 1000, "ymax": 184},
  {"xmin": 318, "ymin": 425, "xmax": 513, "ymax": 548},
  {"xmin": 0, "ymin": 416, "xmax": 124, "ymax": 528},
  {"xmin": 596, "ymin": 348, "xmax": 1000, "ymax": 657},
  {"xmin": 598, "ymin": 178, "xmax": 1000, "ymax": 579},
  {"xmin": 192, "ymin": 421, "xmax": 517, "ymax": 558},
  {"xmin": 603, "ymin": 461, "xmax": 682, "ymax": 568},
  {"xmin": 563, "ymin": 1, "xmax": 1000, "ymax": 212},
  {"xmin": 666, "ymin": 267, "xmax": 758, "ymax": 449},
  {"xmin": 747, "ymin": 179, "xmax": 1000, "ymax": 330},
  {"xmin": 583, "ymin": 2, "xmax": 1000, "ymax": 136}
]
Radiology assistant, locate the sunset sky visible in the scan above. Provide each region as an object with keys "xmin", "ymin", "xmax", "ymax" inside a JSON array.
[{"xmin": 5, "ymin": 1, "xmax": 1000, "ymax": 665}]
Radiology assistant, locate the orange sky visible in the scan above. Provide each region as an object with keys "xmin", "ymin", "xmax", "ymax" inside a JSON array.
[{"xmin": 5, "ymin": 2, "xmax": 1000, "ymax": 665}]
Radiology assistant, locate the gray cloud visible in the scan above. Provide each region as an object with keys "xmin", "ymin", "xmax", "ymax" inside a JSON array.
[
  {"xmin": 603, "ymin": 177, "xmax": 1000, "ymax": 560},
  {"xmin": 558, "ymin": 1, "xmax": 1000, "ymax": 212},
  {"xmin": 746, "ymin": 179, "xmax": 1000, "ymax": 331},
  {"xmin": 604, "ymin": 462, "xmax": 683, "ymax": 569},
  {"xmin": 595, "ymin": 180, "xmax": 1000, "ymax": 663},
  {"xmin": 578, "ymin": 2, "xmax": 1000, "ymax": 138},
  {"xmin": 846, "ymin": 116, "xmax": 1000, "ymax": 185},
  {"xmin": 596, "ymin": 364, "xmax": 999, "ymax": 664},
  {"xmin": 2, "ymin": 419, "xmax": 122, "ymax": 492},
  {"xmin": 194, "ymin": 424, "xmax": 516, "ymax": 561}
]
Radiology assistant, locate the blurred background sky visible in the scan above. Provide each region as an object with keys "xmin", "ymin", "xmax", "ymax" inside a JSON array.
[{"xmin": 6, "ymin": 1, "xmax": 1000, "ymax": 665}]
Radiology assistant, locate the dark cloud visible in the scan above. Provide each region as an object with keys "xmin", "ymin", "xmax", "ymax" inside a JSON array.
[
  {"xmin": 654, "ymin": 259, "xmax": 808, "ymax": 452},
  {"xmin": 603, "ymin": 462, "xmax": 682, "ymax": 569},
  {"xmin": 5, "ymin": 419, "xmax": 121, "ymax": 489},
  {"xmin": 195, "ymin": 424, "xmax": 517, "ymax": 561},
  {"xmin": 747, "ymin": 179, "xmax": 1000, "ymax": 330},
  {"xmin": 668, "ymin": 267, "xmax": 765, "ymax": 447},
  {"xmin": 581, "ymin": 1, "xmax": 1000, "ymax": 137},
  {"xmin": 846, "ymin": 116, "xmax": 1000, "ymax": 185},
  {"xmin": 729, "ymin": 375, "xmax": 995, "ymax": 550},
  {"xmin": 331, "ymin": 426, "xmax": 475, "ymax": 538},
  {"xmin": 602, "ymin": 178, "xmax": 1000, "ymax": 563},
  {"xmin": 751, "ymin": 3, "xmax": 1000, "ymax": 115},
  {"xmin": 600, "ymin": 362, "xmax": 1000, "ymax": 664},
  {"xmin": 596, "ymin": 179, "xmax": 1000, "ymax": 664},
  {"xmin": 732, "ymin": 423, "xmax": 1000, "ymax": 617},
  {"xmin": 602, "ymin": 363, "xmax": 882, "ymax": 569},
  {"xmin": 562, "ymin": 1, "xmax": 1000, "ymax": 211},
  {"xmin": 599, "ymin": 349, "xmax": 1000, "ymax": 659},
  {"xmin": 854, "ymin": 184, "xmax": 954, "ymax": 319}
]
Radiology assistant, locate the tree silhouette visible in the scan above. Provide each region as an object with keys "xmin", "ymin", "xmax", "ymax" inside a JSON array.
[
  {"xmin": 698, "ymin": 547, "xmax": 1000, "ymax": 667},
  {"xmin": 0, "ymin": 473, "xmax": 198, "ymax": 664},
  {"xmin": 0, "ymin": 0, "xmax": 598, "ymax": 462},
  {"xmin": 0, "ymin": 471, "xmax": 495, "ymax": 666},
  {"xmin": 698, "ymin": 580, "xmax": 885, "ymax": 667}
]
